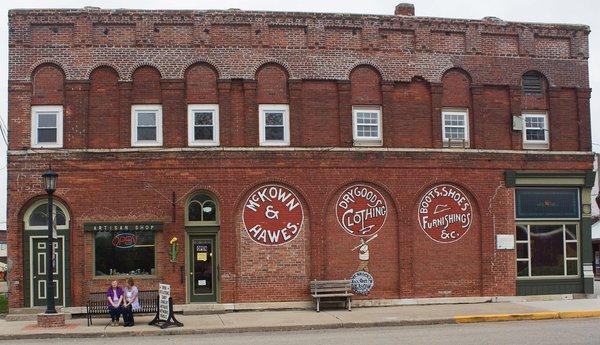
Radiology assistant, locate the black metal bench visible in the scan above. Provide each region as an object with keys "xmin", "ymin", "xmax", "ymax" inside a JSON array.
[
  {"xmin": 86, "ymin": 290, "xmax": 158, "ymax": 326},
  {"xmin": 310, "ymin": 280, "xmax": 353, "ymax": 312}
]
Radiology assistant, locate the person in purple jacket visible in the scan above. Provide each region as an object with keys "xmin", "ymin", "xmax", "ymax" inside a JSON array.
[{"xmin": 106, "ymin": 280, "xmax": 124, "ymax": 326}]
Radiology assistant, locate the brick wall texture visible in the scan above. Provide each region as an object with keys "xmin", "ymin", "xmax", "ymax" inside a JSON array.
[{"xmin": 6, "ymin": 6, "xmax": 593, "ymax": 308}]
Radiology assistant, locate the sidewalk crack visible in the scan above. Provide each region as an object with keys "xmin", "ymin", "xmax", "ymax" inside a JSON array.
[{"xmin": 217, "ymin": 313, "xmax": 225, "ymax": 326}]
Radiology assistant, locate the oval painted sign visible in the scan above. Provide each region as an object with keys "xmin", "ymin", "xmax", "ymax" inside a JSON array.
[
  {"xmin": 351, "ymin": 271, "xmax": 374, "ymax": 295},
  {"xmin": 242, "ymin": 184, "xmax": 304, "ymax": 246},
  {"xmin": 112, "ymin": 233, "xmax": 137, "ymax": 248},
  {"xmin": 336, "ymin": 184, "xmax": 388, "ymax": 237},
  {"xmin": 417, "ymin": 184, "xmax": 473, "ymax": 243}
]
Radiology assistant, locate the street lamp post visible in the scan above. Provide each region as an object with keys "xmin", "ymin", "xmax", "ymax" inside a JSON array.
[{"xmin": 42, "ymin": 169, "xmax": 58, "ymax": 314}]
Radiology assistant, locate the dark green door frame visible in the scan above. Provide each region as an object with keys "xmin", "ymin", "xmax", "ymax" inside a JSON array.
[
  {"xmin": 186, "ymin": 227, "xmax": 219, "ymax": 303},
  {"xmin": 23, "ymin": 229, "xmax": 71, "ymax": 307}
]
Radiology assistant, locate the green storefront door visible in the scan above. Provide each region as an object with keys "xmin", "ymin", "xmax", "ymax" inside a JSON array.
[
  {"xmin": 31, "ymin": 237, "xmax": 64, "ymax": 307},
  {"xmin": 189, "ymin": 235, "xmax": 217, "ymax": 302}
]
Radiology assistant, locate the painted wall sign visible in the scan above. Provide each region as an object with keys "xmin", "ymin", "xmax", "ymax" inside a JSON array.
[
  {"xmin": 351, "ymin": 270, "xmax": 374, "ymax": 295},
  {"xmin": 84, "ymin": 222, "xmax": 163, "ymax": 232},
  {"xmin": 242, "ymin": 184, "xmax": 304, "ymax": 246},
  {"xmin": 112, "ymin": 233, "xmax": 137, "ymax": 248},
  {"xmin": 336, "ymin": 184, "xmax": 388, "ymax": 237},
  {"xmin": 417, "ymin": 184, "xmax": 473, "ymax": 243}
]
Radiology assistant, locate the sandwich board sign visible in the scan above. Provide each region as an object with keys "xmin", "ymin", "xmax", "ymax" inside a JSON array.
[{"xmin": 149, "ymin": 283, "xmax": 183, "ymax": 329}]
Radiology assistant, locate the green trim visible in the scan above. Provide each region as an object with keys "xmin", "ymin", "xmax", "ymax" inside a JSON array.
[
  {"xmin": 505, "ymin": 170, "xmax": 594, "ymax": 187},
  {"xmin": 517, "ymin": 278, "xmax": 583, "ymax": 295},
  {"xmin": 185, "ymin": 226, "xmax": 220, "ymax": 303}
]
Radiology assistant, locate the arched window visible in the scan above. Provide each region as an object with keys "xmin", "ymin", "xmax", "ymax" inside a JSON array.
[
  {"xmin": 522, "ymin": 71, "xmax": 543, "ymax": 95},
  {"xmin": 186, "ymin": 193, "xmax": 219, "ymax": 225},
  {"xmin": 24, "ymin": 199, "xmax": 70, "ymax": 230}
]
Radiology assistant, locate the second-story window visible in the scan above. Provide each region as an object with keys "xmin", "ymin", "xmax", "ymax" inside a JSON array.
[
  {"xmin": 188, "ymin": 105, "xmax": 219, "ymax": 146},
  {"xmin": 352, "ymin": 106, "xmax": 382, "ymax": 146},
  {"xmin": 442, "ymin": 109, "xmax": 469, "ymax": 148},
  {"xmin": 131, "ymin": 105, "xmax": 162, "ymax": 147},
  {"xmin": 523, "ymin": 113, "xmax": 549, "ymax": 149},
  {"xmin": 259, "ymin": 104, "xmax": 289, "ymax": 146},
  {"xmin": 31, "ymin": 105, "xmax": 63, "ymax": 148}
]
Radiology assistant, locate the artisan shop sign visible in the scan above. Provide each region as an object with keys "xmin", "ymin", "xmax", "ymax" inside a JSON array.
[
  {"xmin": 336, "ymin": 184, "xmax": 388, "ymax": 237},
  {"xmin": 243, "ymin": 184, "xmax": 304, "ymax": 246},
  {"xmin": 83, "ymin": 222, "xmax": 163, "ymax": 232},
  {"xmin": 417, "ymin": 184, "xmax": 473, "ymax": 243}
]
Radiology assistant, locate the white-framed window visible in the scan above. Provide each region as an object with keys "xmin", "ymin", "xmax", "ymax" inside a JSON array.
[
  {"xmin": 31, "ymin": 105, "xmax": 63, "ymax": 148},
  {"xmin": 523, "ymin": 113, "xmax": 549, "ymax": 149},
  {"xmin": 352, "ymin": 106, "xmax": 382, "ymax": 146},
  {"xmin": 516, "ymin": 223, "xmax": 579, "ymax": 278},
  {"xmin": 131, "ymin": 105, "xmax": 162, "ymax": 147},
  {"xmin": 188, "ymin": 104, "xmax": 219, "ymax": 146},
  {"xmin": 259, "ymin": 104, "xmax": 290, "ymax": 146},
  {"xmin": 442, "ymin": 109, "xmax": 469, "ymax": 147}
]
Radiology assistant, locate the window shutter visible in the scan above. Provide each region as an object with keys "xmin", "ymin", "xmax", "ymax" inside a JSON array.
[{"xmin": 522, "ymin": 73, "xmax": 543, "ymax": 94}]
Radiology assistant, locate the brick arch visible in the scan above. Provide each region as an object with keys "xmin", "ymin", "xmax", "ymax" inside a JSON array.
[
  {"xmin": 346, "ymin": 61, "xmax": 386, "ymax": 80},
  {"xmin": 319, "ymin": 179, "xmax": 400, "ymax": 296},
  {"xmin": 31, "ymin": 63, "xmax": 65, "ymax": 105},
  {"xmin": 256, "ymin": 62, "xmax": 289, "ymax": 104},
  {"xmin": 126, "ymin": 62, "xmax": 164, "ymax": 81},
  {"xmin": 131, "ymin": 65, "xmax": 162, "ymax": 103},
  {"xmin": 350, "ymin": 64, "xmax": 382, "ymax": 105},
  {"xmin": 441, "ymin": 67, "xmax": 472, "ymax": 108},
  {"xmin": 29, "ymin": 60, "xmax": 69, "ymax": 80},
  {"xmin": 184, "ymin": 62, "xmax": 219, "ymax": 104},
  {"xmin": 89, "ymin": 66, "xmax": 120, "ymax": 148},
  {"xmin": 252, "ymin": 60, "xmax": 293, "ymax": 79},
  {"xmin": 180, "ymin": 58, "xmax": 222, "ymax": 79},
  {"xmin": 518, "ymin": 68, "xmax": 553, "ymax": 87},
  {"xmin": 85, "ymin": 63, "xmax": 124, "ymax": 81},
  {"xmin": 409, "ymin": 180, "xmax": 484, "ymax": 296}
]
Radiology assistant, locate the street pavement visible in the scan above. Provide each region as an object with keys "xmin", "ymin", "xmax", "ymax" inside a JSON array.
[{"xmin": 5, "ymin": 318, "xmax": 600, "ymax": 345}]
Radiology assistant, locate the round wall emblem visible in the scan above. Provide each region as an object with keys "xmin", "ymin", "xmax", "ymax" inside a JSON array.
[
  {"xmin": 242, "ymin": 184, "xmax": 304, "ymax": 246},
  {"xmin": 417, "ymin": 184, "xmax": 473, "ymax": 243},
  {"xmin": 336, "ymin": 184, "xmax": 388, "ymax": 237},
  {"xmin": 350, "ymin": 271, "xmax": 374, "ymax": 295}
]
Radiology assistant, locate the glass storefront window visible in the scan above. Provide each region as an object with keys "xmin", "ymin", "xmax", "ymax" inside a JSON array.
[
  {"xmin": 94, "ymin": 231, "xmax": 155, "ymax": 276},
  {"xmin": 515, "ymin": 224, "xmax": 578, "ymax": 278}
]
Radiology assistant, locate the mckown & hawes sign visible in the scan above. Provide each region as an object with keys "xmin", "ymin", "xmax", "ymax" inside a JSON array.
[
  {"xmin": 417, "ymin": 184, "xmax": 473, "ymax": 243},
  {"xmin": 243, "ymin": 184, "xmax": 304, "ymax": 246}
]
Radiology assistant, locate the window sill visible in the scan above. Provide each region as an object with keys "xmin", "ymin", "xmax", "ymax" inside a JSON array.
[
  {"xmin": 523, "ymin": 143, "xmax": 549, "ymax": 150},
  {"xmin": 188, "ymin": 142, "xmax": 220, "ymax": 147},
  {"xmin": 516, "ymin": 275, "xmax": 580, "ymax": 280},
  {"xmin": 31, "ymin": 144, "xmax": 63, "ymax": 149},
  {"xmin": 353, "ymin": 139, "xmax": 383, "ymax": 147},
  {"xmin": 259, "ymin": 142, "xmax": 290, "ymax": 147},
  {"xmin": 131, "ymin": 142, "xmax": 163, "ymax": 147}
]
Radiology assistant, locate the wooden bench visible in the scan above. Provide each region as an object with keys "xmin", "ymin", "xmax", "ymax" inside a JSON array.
[
  {"xmin": 86, "ymin": 290, "xmax": 158, "ymax": 326},
  {"xmin": 310, "ymin": 280, "xmax": 353, "ymax": 312}
]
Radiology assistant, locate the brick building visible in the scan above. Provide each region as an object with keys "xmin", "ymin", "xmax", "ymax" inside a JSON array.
[{"xmin": 6, "ymin": 4, "xmax": 595, "ymax": 309}]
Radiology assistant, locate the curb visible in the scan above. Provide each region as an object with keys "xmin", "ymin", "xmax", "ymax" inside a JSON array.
[{"xmin": 454, "ymin": 310, "xmax": 600, "ymax": 323}]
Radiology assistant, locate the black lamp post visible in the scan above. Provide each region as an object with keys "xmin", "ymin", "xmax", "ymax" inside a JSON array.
[{"xmin": 42, "ymin": 169, "xmax": 58, "ymax": 314}]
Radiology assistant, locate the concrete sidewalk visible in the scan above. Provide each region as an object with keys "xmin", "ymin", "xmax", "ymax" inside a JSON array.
[{"xmin": 1, "ymin": 299, "xmax": 600, "ymax": 340}]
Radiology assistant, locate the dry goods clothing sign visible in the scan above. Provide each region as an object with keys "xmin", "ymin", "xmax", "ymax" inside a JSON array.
[
  {"xmin": 336, "ymin": 184, "xmax": 388, "ymax": 237},
  {"xmin": 243, "ymin": 184, "xmax": 304, "ymax": 246},
  {"xmin": 417, "ymin": 184, "xmax": 473, "ymax": 243}
]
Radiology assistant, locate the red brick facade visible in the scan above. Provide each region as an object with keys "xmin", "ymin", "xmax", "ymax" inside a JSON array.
[{"xmin": 6, "ymin": 5, "xmax": 593, "ymax": 308}]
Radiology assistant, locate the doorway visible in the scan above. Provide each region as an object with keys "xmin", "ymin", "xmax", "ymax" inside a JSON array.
[{"xmin": 189, "ymin": 234, "xmax": 218, "ymax": 302}]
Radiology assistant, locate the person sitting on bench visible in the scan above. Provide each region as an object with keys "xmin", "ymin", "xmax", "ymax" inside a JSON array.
[{"xmin": 106, "ymin": 280, "xmax": 124, "ymax": 326}]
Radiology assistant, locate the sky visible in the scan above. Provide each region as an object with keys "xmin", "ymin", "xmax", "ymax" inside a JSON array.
[{"xmin": 0, "ymin": 0, "xmax": 599, "ymax": 226}]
